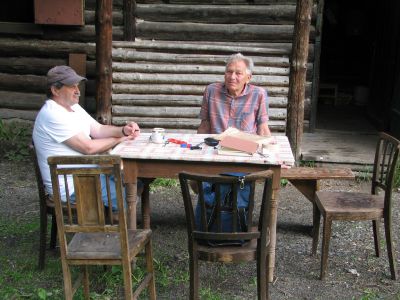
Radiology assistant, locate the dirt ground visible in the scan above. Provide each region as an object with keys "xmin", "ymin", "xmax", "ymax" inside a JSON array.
[{"xmin": 1, "ymin": 159, "xmax": 400, "ymax": 299}]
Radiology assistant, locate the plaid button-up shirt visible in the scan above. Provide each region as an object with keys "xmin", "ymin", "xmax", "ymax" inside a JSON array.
[{"xmin": 199, "ymin": 82, "xmax": 269, "ymax": 134}]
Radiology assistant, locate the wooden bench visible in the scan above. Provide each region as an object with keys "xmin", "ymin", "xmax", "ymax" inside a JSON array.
[
  {"xmin": 281, "ymin": 167, "xmax": 355, "ymax": 241},
  {"xmin": 281, "ymin": 167, "xmax": 355, "ymax": 202}
]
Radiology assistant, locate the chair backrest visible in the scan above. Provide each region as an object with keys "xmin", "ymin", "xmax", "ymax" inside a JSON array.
[
  {"xmin": 30, "ymin": 144, "xmax": 50, "ymax": 208},
  {"xmin": 47, "ymin": 155, "xmax": 128, "ymax": 254},
  {"xmin": 372, "ymin": 132, "xmax": 400, "ymax": 205},
  {"xmin": 179, "ymin": 170, "xmax": 273, "ymax": 246}
]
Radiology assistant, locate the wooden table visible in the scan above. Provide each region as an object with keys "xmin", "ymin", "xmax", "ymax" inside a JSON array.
[{"xmin": 111, "ymin": 133, "xmax": 294, "ymax": 282}]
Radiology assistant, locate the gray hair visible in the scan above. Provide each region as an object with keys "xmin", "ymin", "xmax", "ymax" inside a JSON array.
[
  {"xmin": 46, "ymin": 82, "xmax": 64, "ymax": 98},
  {"xmin": 225, "ymin": 53, "xmax": 254, "ymax": 75}
]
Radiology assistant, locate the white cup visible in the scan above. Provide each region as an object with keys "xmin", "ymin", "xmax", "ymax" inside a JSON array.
[{"xmin": 150, "ymin": 128, "xmax": 165, "ymax": 144}]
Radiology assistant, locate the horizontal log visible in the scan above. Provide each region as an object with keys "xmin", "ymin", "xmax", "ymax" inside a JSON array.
[
  {"xmin": 0, "ymin": 57, "xmax": 95, "ymax": 77},
  {"xmin": 112, "ymin": 62, "xmax": 289, "ymax": 76},
  {"xmin": 112, "ymin": 49, "xmax": 290, "ymax": 67},
  {"xmin": 111, "ymin": 94, "xmax": 289, "ymax": 108},
  {"xmin": 137, "ymin": 4, "xmax": 298, "ymax": 25},
  {"xmin": 113, "ymin": 40, "xmax": 291, "ymax": 56},
  {"xmin": 112, "ymin": 105, "xmax": 286, "ymax": 120},
  {"xmin": 112, "ymin": 83, "xmax": 290, "ymax": 96},
  {"xmin": 112, "ymin": 72, "xmax": 289, "ymax": 86},
  {"xmin": 135, "ymin": 21, "xmax": 315, "ymax": 43},
  {"xmin": 112, "ymin": 116, "xmax": 287, "ymax": 131},
  {"xmin": 43, "ymin": 25, "xmax": 124, "ymax": 43},
  {"xmin": 135, "ymin": 0, "xmax": 288, "ymax": 4},
  {"xmin": 0, "ymin": 73, "xmax": 96, "ymax": 95},
  {"xmin": 0, "ymin": 73, "xmax": 46, "ymax": 93},
  {"xmin": 0, "ymin": 108, "xmax": 37, "ymax": 121},
  {"xmin": 0, "ymin": 57, "xmax": 65, "ymax": 75},
  {"xmin": 85, "ymin": 10, "xmax": 123, "ymax": 26},
  {"xmin": 113, "ymin": 40, "xmax": 315, "ymax": 62},
  {"xmin": 0, "ymin": 38, "xmax": 96, "ymax": 59},
  {"xmin": 137, "ymin": 21, "xmax": 305, "ymax": 42},
  {"xmin": 0, "ymin": 91, "xmax": 46, "ymax": 109}
]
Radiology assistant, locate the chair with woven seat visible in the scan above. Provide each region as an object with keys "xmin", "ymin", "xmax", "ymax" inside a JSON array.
[
  {"xmin": 312, "ymin": 132, "xmax": 400, "ymax": 280},
  {"xmin": 31, "ymin": 144, "xmax": 58, "ymax": 270},
  {"xmin": 48, "ymin": 155, "xmax": 156, "ymax": 300},
  {"xmin": 179, "ymin": 170, "xmax": 274, "ymax": 300}
]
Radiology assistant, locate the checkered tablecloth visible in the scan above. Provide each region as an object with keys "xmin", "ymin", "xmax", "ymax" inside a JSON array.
[{"xmin": 111, "ymin": 133, "xmax": 295, "ymax": 167}]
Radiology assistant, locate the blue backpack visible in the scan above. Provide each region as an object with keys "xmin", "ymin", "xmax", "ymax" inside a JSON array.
[{"xmin": 195, "ymin": 172, "xmax": 250, "ymax": 246}]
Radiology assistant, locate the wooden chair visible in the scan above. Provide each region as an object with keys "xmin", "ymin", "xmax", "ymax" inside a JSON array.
[
  {"xmin": 313, "ymin": 132, "xmax": 400, "ymax": 280},
  {"xmin": 48, "ymin": 155, "xmax": 156, "ymax": 300},
  {"xmin": 31, "ymin": 144, "xmax": 57, "ymax": 270},
  {"xmin": 179, "ymin": 170, "xmax": 274, "ymax": 300}
]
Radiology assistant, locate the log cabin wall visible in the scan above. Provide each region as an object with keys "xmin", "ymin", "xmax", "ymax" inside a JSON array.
[
  {"xmin": 0, "ymin": 0, "xmax": 316, "ymax": 134},
  {"xmin": 112, "ymin": 0, "xmax": 316, "ymax": 132},
  {"xmin": 0, "ymin": 0, "xmax": 124, "ymax": 122}
]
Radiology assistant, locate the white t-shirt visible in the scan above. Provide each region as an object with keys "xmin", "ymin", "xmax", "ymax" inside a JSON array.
[{"xmin": 32, "ymin": 100, "xmax": 96, "ymax": 197}]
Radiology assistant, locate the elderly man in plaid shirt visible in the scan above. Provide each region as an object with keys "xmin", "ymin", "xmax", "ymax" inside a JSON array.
[{"xmin": 198, "ymin": 53, "xmax": 271, "ymax": 136}]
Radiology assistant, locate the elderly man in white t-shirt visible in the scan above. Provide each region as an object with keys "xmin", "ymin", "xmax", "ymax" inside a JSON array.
[{"xmin": 33, "ymin": 65, "xmax": 140, "ymax": 210}]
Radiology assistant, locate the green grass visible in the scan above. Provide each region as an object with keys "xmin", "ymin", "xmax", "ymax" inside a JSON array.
[
  {"xmin": 0, "ymin": 119, "xmax": 32, "ymax": 161},
  {"xmin": 0, "ymin": 218, "xmax": 188, "ymax": 300}
]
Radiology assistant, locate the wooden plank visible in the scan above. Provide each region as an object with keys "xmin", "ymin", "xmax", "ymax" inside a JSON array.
[
  {"xmin": 281, "ymin": 167, "xmax": 354, "ymax": 180},
  {"xmin": 0, "ymin": 108, "xmax": 37, "ymax": 121},
  {"xmin": 0, "ymin": 57, "xmax": 66, "ymax": 75},
  {"xmin": 112, "ymin": 105, "xmax": 286, "ymax": 120},
  {"xmin": 0, "ymin": 73, "xmax": 46, "ymax": 93},
  {"xmin": 96, "ymin": 0, "xmax": 113, "ymax": 125},
  {"xmin": 113, "ymin": 40, "xmax": 294, "ymax": 51},
  {"xmin": 111, "ymin": 94, "xmax": 289, "ymax": 108},
  {"xmin": 0, "ymin": 38, "xmax": 96, "ymax": 59},
  {"xmin": 112, "ymin": 62, "xmax": 289, "ymax": 76},
  {"xmin": 0, "ymin": 91, "xmax": 46, "ymax": 109},
  {"xmin": 286, "ymin": 0, "xmax": 313, "ymax": 161},
  {"xmin": 112, "ymin": 72, "xmax": 289, "ymax": 86},
  {"xmin": 112, "ymin": 49, "xmax": 290, "ymax": 67},
  {"xmin": 136, "ymin": 21, "xmax": 306, "ymax": 42},
  {"xmin": 85, "ymin": 10, "xmax": 123, "ymax": 26},
  {"xmin": 114, "ymin": 40, "xmax": 313, "ymax": 58},
  {"xmin": 112, "ymin": 116, "xmax": 287, "ymax": 131},
  {"xmin": 112, "ymin": 83, "xmax": 290, "ymax": 96},
  {"xmin": 136, "ymin": 4, "xmax": 298, "ymax": 25}
]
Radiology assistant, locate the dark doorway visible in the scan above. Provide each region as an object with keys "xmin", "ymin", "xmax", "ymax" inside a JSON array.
[{"xmin": 317, "ymin": 0, "xmax": 376, "ymax": 132}]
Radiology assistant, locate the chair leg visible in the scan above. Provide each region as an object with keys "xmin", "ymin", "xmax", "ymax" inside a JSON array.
[
  {"xmin": 50, "ymin": 213, "xmax": 57, "ymax": 249},
  {"xmin": 145, "ymin": 241, "xmax": 157, "ymax": 300},
  {"xmin": 372, "ymin": 219, "xmax": 381, "ymax": 257},
  {"xmin": 122, "ymin": 257, "xmax": 133, "ymax": 300},
  {"xmin": 384, "ymin": 217, "xmax": 398, "ymax": 280},
  {"xmin": 320, "ymin": 216, "xmax": 333, "ymax": 280},
  {"xmin": 311, "ymin": 203, "xmax": 321, "ymax": 256},
  {"xmin": 82, "ymin": 266, "xmax": 90, "ymax": 300},
  {"xmin": 38, "ymin": 209, "xmax": 48, "ymax": 270},
  {"xmin": 61, "ymin": 261, "xmax": 74, "ymax": 300},
  {"xmin": 190, "ymin": 250, "xmax": 199, "ymax": 300}
]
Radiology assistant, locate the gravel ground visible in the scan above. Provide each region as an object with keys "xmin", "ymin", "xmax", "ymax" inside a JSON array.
[{"xmin": 1, "ymin": 159, "xmax": 400, "ymax": 299}]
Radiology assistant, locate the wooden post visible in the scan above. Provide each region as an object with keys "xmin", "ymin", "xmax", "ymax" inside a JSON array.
[
  {"xmin": 95, "ymin": 0, "xmax": 113, "ymax": 125},
  {"xmin": 286, "ymin": 0, "xmax": 313, "ymax": 161},
  {"xmin": 124, "ymin": 0, "xmax": 136, "ymax": 41},
  {"xmin": 309, "ymin": 0, "xmax": 325, "ymax": 132}
]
